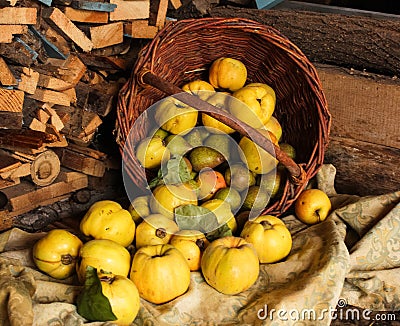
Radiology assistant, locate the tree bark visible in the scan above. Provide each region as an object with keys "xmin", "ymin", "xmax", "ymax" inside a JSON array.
[{"xmin": 209, "ymin": 7, "xmax": 400, "ymax": 76}]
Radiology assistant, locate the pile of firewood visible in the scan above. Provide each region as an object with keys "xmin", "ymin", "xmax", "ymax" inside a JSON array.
[{"xmin": 0, "ymin": 0, "xmax": 182, "ymax": 230}]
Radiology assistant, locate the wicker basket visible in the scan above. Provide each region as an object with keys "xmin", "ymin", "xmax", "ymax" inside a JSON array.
[{"xmin": 116, "ymin": 17, "xmax": 331, "ymax": 216}]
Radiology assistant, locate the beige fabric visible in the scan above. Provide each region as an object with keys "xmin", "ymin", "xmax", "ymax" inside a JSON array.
[{"xmin": 0, "ymin": 164, "xmax": 399, "ymax": 325}]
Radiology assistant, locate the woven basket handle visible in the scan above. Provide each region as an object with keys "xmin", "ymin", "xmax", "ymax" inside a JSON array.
[{"xmin": 139, "ymin": 70, "xmax": 306, "ymax": 185}]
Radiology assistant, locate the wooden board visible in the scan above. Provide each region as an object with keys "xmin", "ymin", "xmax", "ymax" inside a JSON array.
[
  {"xmin": 0, "ymin": 170, "xmax": 88, "ymax": 213},
  {"xmin": 109, "ymin": 0, "xmax": 150, "ymax": 21},
  {"xmin": 316, "ymin": 64, "xmax": 400, "ymax": 149},
  {"xmin": 37, "ymin": 74, "xmax": 74, "ymax": 91},
  {"xmin": 209, "ymin": 7, "xmax": 400, "ymax": 77},
  {"xmin": 29, "ymin": 88, "xmax": 71, "ymax": 107},
  {"xmin": 0, "ymin": 25, "xmax": 28, "ymax": 43},
  {"xmin": 0, "ymin": 57, "xmax": 17, "ymax": 86},
  {"xmin": 90, "ymin": 22, "xmax": 123, "ymax": 49},
  {"xmin": 0, "ymin": 7, "xmax": 37, "ymax": 25},
  {"xmin": 0, "ymin": 152, "xmax": 21, "ymax": 173},
  {"xmin": 154, "ymin": 0, "xmax": 168, "ymax": 28},
  {"xmin": 17, "ymin": 67, "xmax": 39, "ymax": 95},
  {"xmin": 57, "ymin": 54, "xmax": 87, "ymax": 86},
  {"xmin": 54, "ymin": 147, "xmax": 106, "ymax": 177},
  {"xmin": 325, "ymin": 136, "xmax": 400, "ymax": 196},
  {"xmin": 124, "ymin": 19, "xmax": 158, "ymax": 39},
  {"xmin": 0, "ymin": 89, "xmax": 24, "ymax": 129},
  {"xmin": 42, "ymin": 7, "xmax": 93, "ymax": 52},
  {"xmin": 63, "ymin": 7, "xmax": 109, "ymax": 23}
]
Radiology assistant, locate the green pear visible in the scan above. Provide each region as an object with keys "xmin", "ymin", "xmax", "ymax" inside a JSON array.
[
  {"xmin": 258, "ymin": 169, "xmax": 284, "ymax": 199},
  {"xmin": 241, "ymin": 185, "xmax": 270, "ymax": 211},
  {"xmin": 152, "ymin": 128, "xmax": 170, "ymax": 140},
  {"xmin": 184, "ymin": 128, "xmax": 210, "ymax": 147},
  {"xmin": 188, "ymin": 146, "xmax": 225, "ymax": 172},
  {"xmin": 214, "ymin": 187, "xmax": 242, "ymax": 212},
  {"xmin": 204, "ymin": 134, "xmax": 235, "ymax": 161},
  {"xmin": 224, "ymin": 163, "xmax": 256, "ymax": 192}
]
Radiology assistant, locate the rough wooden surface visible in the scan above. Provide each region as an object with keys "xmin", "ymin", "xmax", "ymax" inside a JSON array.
[
  {"xmin": 325, "ymin": 136, "xmax": 400, "ymax": 196},
  {"xmin": 209, "ymin": 7, "xmax": 400, "ymax": 76},
  {"xmin": 315, "ymin": 64, "xmax": 400, "ymax": 149}
]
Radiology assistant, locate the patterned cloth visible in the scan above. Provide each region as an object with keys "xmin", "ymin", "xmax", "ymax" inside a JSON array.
[{"xmin": 0, "ymin": 164, "xmax": 399, "ymax": 326}]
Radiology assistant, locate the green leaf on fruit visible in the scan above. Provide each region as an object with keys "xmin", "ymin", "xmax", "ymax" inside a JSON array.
[
  {"xmin": 76, "ymin": 266, "xmax": 117, "ymax": 322},
  {"xmin": 175, "ymin": 204, "xmax": 219, "ymax": 233},
  {"xmin": 206, "ymin": 224, "xmax": 232, "ymax": 242},
  {"xmin": 174, "ymin": 204, "xmax": 232, "ymax": 241},
  {"xmin": 148, "ymin": 155, "xmax": 192, "ymax": 188}
]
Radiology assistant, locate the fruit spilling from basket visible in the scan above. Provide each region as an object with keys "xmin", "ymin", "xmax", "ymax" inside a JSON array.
[
  {"xmin": 131, "ymin": 56, "xmax": 298, "ymax": 225},
  {"xmin": 31, "ymin": 56, "xmax": 332, "ymax": 325}
]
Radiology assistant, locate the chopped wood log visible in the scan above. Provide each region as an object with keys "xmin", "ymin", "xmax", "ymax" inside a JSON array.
[
  {"xmin": 0, "ymin": 178, "xmax": 20, "ymax": 190},
  {"xmin": 0, "ymin": 149, "xmax": 60, "ymax": 186},
  {"xmin": 44, "ymin": 124, "xmax": 69, "ymax": 148},
  {"xmin": 0, "ymin": 7, "xmax": 37, "ymax": 25},
  {"xmin": 67, "ymin": 142, "xmax": 108, "ymax": 160},
  {"xmin": 109, "ymin": 0, "xmax": 150, "ymax": 21},
  {"xmin": 37, "ymin": 109, "xmax": 50, "ymax": 124},
  {"xmin": 54, "ymin": 146, "xmax": 106, "ymax": 177},
  {"xmin": 124, "ymin": 19, "xmax": 158, "ymax": 39},
  {"xmin": 56, "ymin": 54, "xmax": 87, "ymax": 86},
  {"xmin": 0, "ymin": 170, "xmax": 88, "ymax": 214},
  {"xmin": 0, "ymin": 25, "xmax": 28, "ymax": 43},
  {"xmin": 90, "ymin": 22, "xmax": 123, "ymax": 49},
  {"xmin": 59, "ymin": 107, "xmax": 102, "ymax": 145},
  {"xmin": 169, "ymin": 0, "xmax": 182, "ymax": 9},
  {"xmin": 30, "ymin": 150, "xmax": 61, "ymax": 186},
  {"xmin": 209, "ymin": 7, "xmax": 400, "ymax": 76},
  {"xmin": 0, "ymin": 57, "xmax": 17, "ymax": 86},
  {"xmin": 55, "ymin": 109, "xmax": 70, "ymax": 125},
  {"xmin": 42, "ymin": 103, "xmax": 65, "ymax": 131},
  {"xmin": 62, "ymin": 87, "xmax": 77, "ymax": 105},
  {"xmin": 0, "ymin": 152, "xmax": 21, "ymax": 174},
  {"xmin": 41, "ymin": 24, "xmax": 71, "ymax": 58},
  {"xmin": 325, "ymin": 136, "xmax": 400, "ymax": 196},
  {"xmin": 78, "ymin": 53, "xmax": 129, "ymax": 71},
  {"xmin": 42, "ymin": 7, "xmax": 93, "ymax": 52},
  {"xmin": 37, "ymin": 74, "xmax": 74, "ymax": 91},
  {"xmin": 29, "ymin": 88, "xmax": 71, "ymax": 106},
  {"xmin": 28, "ymin": 25, "xmax": 68, "ymax": 60},
  {"xmin": 17, "ymin": 67, "xmax": 39, "ymax": 95},
  {"xmin": 0, "ymin": 162, "xmax": 31, "ymax": 180},
  {"xmin": 29, "ymin": 118, "xmax": 47, "ymax": 132},
  {"xmin": 0, "ymin": 28, "xmax": 49, "ymax": 66},
  {"xmin": 0, "ymin": 129, "xmax": 61, "ymax": 153},
  {"xmin": 154, "ymin": 0, "xmax": 169, "ymax": 28},
  {"xmin": 0, "ymin": 88, "xmax": 24, "ymax": 129},
  {"xmin": 63, "ymin": 7, "xmax": 109, "ymax": 23},
  {"xmin": 75, "ymin": 81, "xmax": 115, "ymax": 116}
]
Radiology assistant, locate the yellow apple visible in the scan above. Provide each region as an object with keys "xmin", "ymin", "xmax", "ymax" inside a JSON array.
[{"xmin": 294, "ymin": 189, "xmax": 332, "ymax": 225}]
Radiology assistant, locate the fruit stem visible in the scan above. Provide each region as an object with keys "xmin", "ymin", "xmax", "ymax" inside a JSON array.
[
  {"xmin": 155, "ymin": 228, "xmax": 167, "ymax": 239},
  {"xmin": 99, "ymin": 275, "xmax": 115, "ymax": 284},
  {"xmin": 61, "ymin": 254, "xmax": 74, "ymax": 265},
  {"xmin": 260, "ymin": 220, "xmax": 273, "ymax": 230},
  {"xmin": 316, "ymin": 210, "xmax": 321, "ymax": 223},
  {"xmin": 195, "ymin": 239, "xmax": 206, "ymax": 250}
]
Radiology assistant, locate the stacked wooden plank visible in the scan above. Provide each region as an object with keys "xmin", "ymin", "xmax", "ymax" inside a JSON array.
[{"xmin": 0, "ymin": 0, "xmax": 182, "ymax": 230}]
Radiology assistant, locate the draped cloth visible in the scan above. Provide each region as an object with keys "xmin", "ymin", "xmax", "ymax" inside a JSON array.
[{"xmin": 0, "ymin": 164, "xmax": 399, "ymax": 325}]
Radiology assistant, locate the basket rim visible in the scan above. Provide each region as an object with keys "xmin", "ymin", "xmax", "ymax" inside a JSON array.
[{"xmin": 115, "ymin": 17, "xmax": 331, "ymax": 216}]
